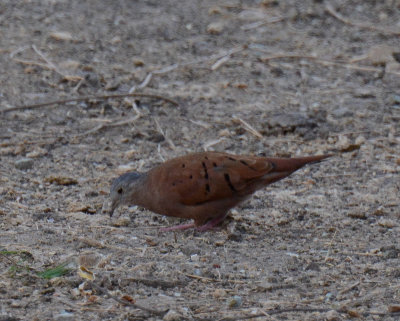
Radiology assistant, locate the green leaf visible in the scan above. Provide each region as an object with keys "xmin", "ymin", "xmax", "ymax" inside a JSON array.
[{"xmin": 37, "ymin": 263, "xmax": 73, "ymax": 279}]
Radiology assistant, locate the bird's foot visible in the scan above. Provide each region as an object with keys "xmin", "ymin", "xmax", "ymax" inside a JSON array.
[
  {"xmin": 196, "ymin": 214, "xmax": 228, "ymax": 232},
  {"xmin": 160, "ymin": 214, "xmax": 228, "ymax": 232},
  {"xmin": 159, "ymin": 223, "xmax": 196, "ymax": 232}
]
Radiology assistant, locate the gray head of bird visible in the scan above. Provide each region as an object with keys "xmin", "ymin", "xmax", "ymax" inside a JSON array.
[{"xmin": 109, "ymin": 172, "xmax": 145, "ymax": 217}]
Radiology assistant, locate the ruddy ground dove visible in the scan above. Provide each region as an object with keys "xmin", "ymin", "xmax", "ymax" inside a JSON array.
[{"xmin": 109, "ymin": 152, "xmax": 330, "ymax": 231}]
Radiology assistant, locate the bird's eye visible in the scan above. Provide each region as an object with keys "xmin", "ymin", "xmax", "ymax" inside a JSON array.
[{"xmin": 117, "ymin": 188, "xmax": 123, "ymax": 194}]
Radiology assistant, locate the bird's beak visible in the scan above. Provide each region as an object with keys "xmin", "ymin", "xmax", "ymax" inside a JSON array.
[{"xmin": 109, "ymin": 201, "xmax": 117, "ymax": 217}]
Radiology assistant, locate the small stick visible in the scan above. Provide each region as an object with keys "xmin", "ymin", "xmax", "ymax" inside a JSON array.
[
  {"xmin": 9, "ymin": 45, "xmax": 30, "ymax": 58},
  {"xmin": 157, "ymin": 143, "xmax": 166, "ymax": 162},
  {"xmin": 152, "ymin": 63, "xmax": 179, "ymax": 75},
  {"xmin": 188, "ymin": 119, "xmax": 211, "ymax": 129},
  {"xmin": 232, "ymin": 116, "xmax": 263, "ymax": 139},
  {"xmin": 76, "ymin": 115, "xmax": 141, "ymax": 137},
  {"xmin": 72, "ymin": 78, "xmax": 85, "ymax": 93},
  {"xmin": 203, "ymin": 138, "xmax": 226, "ymax": 150},
  {"xmin": 1, "ymin": 93, "xmax": 179, "ymax": 114},
  {"xmin": 12, "ymin": 58, "xmax": 54, "ymax": 70},
  {"xmin": 338, "ymin": 251, "xmax": 383, "ymax": 257},
  {"xmin": 150, "ymin": 45, "xmax": 246, "ymax": 76},
  {"xmin": 125, "ymin": 277, "xmax": 187, "ymax": 289},
  {"xmin": 250, "ymin": 48, "xmax": 400, "ymax": 77},
  {"xmin": 11, "ymin": 45, "xmax": 83, "ymax": 82},
  {"xmin": 211, "ymin": 55, "xmax": 231, "ymax": 70},
  {"xmin": 127, "ymin": 45, "xmax": 246, "ymax": 91},
  {"xmin": 138, "ymin": 72, "xmax": 153, "ymax": 89},
  {"xmin": 181, "ymin": 271, "xmax": 245, "ymax": 284},
  {"xmin": 216, "ymin": 308, "xmax": 332, "ymax": 321},
  {"xmin": 154, "ymin": 117, "xmax": 176, "ymax": 150},
  {"xmin": 31, "ymin": 45, "xmax": 65, "ymax": 77},
  {"xmin": 89, "ymin": 281, "xmax": 166, "ymax": 316},
  {"xmin": 241, "ymin": 16, "xmax": 285, "ymax": 31},
  {"xmin": 130, "ymin": 100, "xmax": 143, "ymax": 116},
  {"xmin": 338, "ymin": 281, "xmax": 360, "ymax": 295},
  {"xmin": 324, "ymin": 230, "xmax": 337, "ymax": 262},
  {"xmin": 326, "ymin": 4, "xmax": 400, "ymax": 36}
]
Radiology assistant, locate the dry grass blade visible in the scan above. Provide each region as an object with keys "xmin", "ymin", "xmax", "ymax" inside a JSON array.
[
  {"xmin": 76, "ymin": 114, "xmax": 141, "ymax": 137},
  {"xmin": 89, "ymin": 282, "xmax": 167, "ymax": 316},
  {"xmin": 154, "ymin": 117, "xmax": 176, "ymax": 150},
  {"xmin": 326, "ymin": 4, "xmax": 400, "ymax": 35},
  {"xmin": 249, "ymin": 46, "xmax": 400, "ymax": 77},
  {"xmin": 203, "ymin": 138, "xmax": 226, "ymax": 150},
  {"xmin": 1, "ymin": 93, "xmax": 179, "ymax": 114},
  {"xmin": 241, "ymin": 16, "xmax": 285, "ymax": 31},
  {"xmin": 232, "ymin": 115, "xmax": 263, "ymax": 139}
]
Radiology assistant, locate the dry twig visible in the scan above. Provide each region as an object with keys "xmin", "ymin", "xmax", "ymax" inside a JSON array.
[
  {"xmin": 211, "ymin": 307, "xmax": 400, "ymax": 321},
  {"xmin": 154, "ymin": 117, "xmax": 176, "ymax": 150},
  {"xmin": 11, "ymin": 44, "xmax": 83, "ymax": 82},
  {"xmin": 131, "ymin": 45, "xmax": 246, "ymax": 91},
  {"xmin": 338, "ymin": 281, "xmax": 360, "ymax": 295},
  {"xmin": 1, "ymin": 93, "xmax": 179, "ymax": 114},
  {"xmin": 232, "ymin": 115, "xmax": 263, "ymax": 139},
  {"xmin": 76, "ymin": 114, "xmax": 141, "ymax": 137},
  {"xmin": 125, "ymin": 277, "xmax": 187, "ymax": 289},
  {"xmin": 240, "ymin": 16, "xmax": 284, "ymax": 31},
  {"xmin": 250, "ymin": 48, "xmax": 400, "ymax": 77},
  {"xmin": 326, "ymin": 4, "xmax": 400, "ymax": 36},
  {"xmin": 89, "ymin": 281, "xmax": 166, "ymax": 316},
  {"xmin": 181, "ymin": 271, "xmax": 245, "ymax": 284},
  {"xmin": 203, "ymin": 138, "xmax": 227, "ymax": 150}
]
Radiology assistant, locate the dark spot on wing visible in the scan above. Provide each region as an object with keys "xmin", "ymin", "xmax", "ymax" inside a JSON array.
[
  {"xmin": 172, "ymin": 182, "xmax": 176, "ymax": 186},
  {"xmin": 224, "ymin": 173, "xmax": 237, "ymax": 192},
  {"xmin": 204, "ymin": 156, "xmax": 208, "ymax": 160},
  {"xmin": 205, "ymin": 183, "xmax": 210, "ymax": 193},
  {"xmin": 202, "ymin": 162, "xmax": 209, "ymax": 179},
  {"xmin": 270, "ymin": 162, "xmax": 276, "ymax": 169},
  {"xmin": 240, "ymin": 159, "xmax": 257, "ymax": 171},
  {"xmin": 213, "ymin": 162, "xmax": 217, "ymax": 167},
  {"xmin": 227, "ymin": 157, "xmax": 236, "ymax": 161},
  {"xmin": 189, "ymin": 175, "xmax": 193, "ymax": 179},
  {"xmin": 182, "ymin": 163, "xmax": 185, "ymax": 168}
]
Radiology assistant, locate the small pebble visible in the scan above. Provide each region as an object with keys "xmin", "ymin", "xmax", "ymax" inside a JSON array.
[
  {"xmin": 228, "ymin": 295, "xmax": 242, "ymax": 308},
  {"xmin": 163, "ymin": 310, "xmax": 181, "ymax": 321},
  {"xmin": 26, "ymin": 147, "xmax": 47, "ymax": 158},
  {"xmin": 190, "ymin": 254, "xmax": 199, "ymax": 262},
  {"xmin": 194, "ymin": 269, "xmax": 202, "ymax": 276},
  {"xmin": 325, "ymin": 309, "xmax": 341, "ymax": 321},
  {"xmin": 10, "ymin": 300, "xmax": 23, "ymax": 308},
  {"xmin": 49, "ymin": 31, "xmax": 73, "ymax": 41},
  {"xmin": 325, "ymin": 292, "xmax": 333, "ymax": 301},
  {"xmin": 378, "ymin": 218, "xmax": 396, "ymax": 228},
  {"xmin": 207, "ymin": 22, "xmax": 224, "ymax": 34},
  {"xmin": 213, "ymin": 288, "xmax": 227, "ymax": 298},
  {"xmin": 55, "ymin": 310, "xmax": 75, "ymax": 321},
  {"xmin": 392, "ymin": 95, "xmax": 400, "ymax": 104},
  {"xmin": 15, "ymin": 158, "xmax": 34, "ymax": 170},
  {"xmin": 355, "ymin": 135, "xmax": 366, "ymax": 145},
  {"xmin": 331, "ymin": 107, "xmax": 353, "ymax": 118}
]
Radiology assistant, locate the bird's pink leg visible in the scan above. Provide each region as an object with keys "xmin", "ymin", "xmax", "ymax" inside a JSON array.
[
  {"xmin": 159, "ymin": 222, "xmax": 196, "ymax": 232},
  {"xmin": 197, "ymin": 213, "xmax": 228, "ymax": 232},
  {"xmin": 159, "ymin": 213, "xmax": 228, "ymax": 232}
]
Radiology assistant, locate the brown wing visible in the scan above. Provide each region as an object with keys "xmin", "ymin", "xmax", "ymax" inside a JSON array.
[{"xmin": 150, "ymin": 152, "xmax": 275, "ymax": 206}]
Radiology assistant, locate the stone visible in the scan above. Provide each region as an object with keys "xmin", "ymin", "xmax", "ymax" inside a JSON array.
[{"xmin": 15, "ymin": 158, "xmax": 34, "ymax": 170}]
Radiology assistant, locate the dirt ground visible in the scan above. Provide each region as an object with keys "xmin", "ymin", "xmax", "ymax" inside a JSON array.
[{"xmin": 1, "ymin": 1, "xmax": 399, "ymax": 320}]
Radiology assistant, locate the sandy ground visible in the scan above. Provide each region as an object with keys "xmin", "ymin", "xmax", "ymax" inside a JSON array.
[{"xmin": 1, "ymin": 1, "xmax": 399, "ymax": 320}]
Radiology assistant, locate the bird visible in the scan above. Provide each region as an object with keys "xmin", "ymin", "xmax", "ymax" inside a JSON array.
[{"xmin": 109, "ymin": 151, "xmax": 331, "ymax": 231}]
